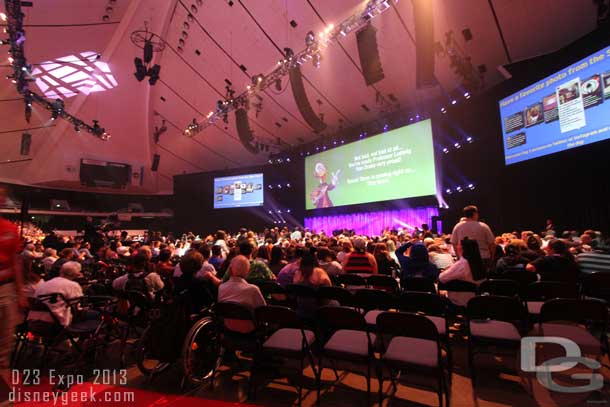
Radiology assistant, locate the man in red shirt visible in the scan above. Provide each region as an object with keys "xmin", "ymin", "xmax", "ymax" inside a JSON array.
[{"xmin": 0, "ymin": 185, "xmax": 25, "ymax": 397}]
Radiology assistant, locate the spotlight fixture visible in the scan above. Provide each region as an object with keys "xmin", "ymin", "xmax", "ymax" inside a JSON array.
[
  {"xmin": 454, "ymin": 142, "xmax": 461, "ymax": 149},
  {"xmin": 440, "ymin": 107, "xmax": 447, "ymax": 114},
  {"xmin": 451, "ymin": 99, "xmax": 457, "ymax": 105},
  {"xmin": 467, "ymin": 183, "xmax": 475, "ymax": 190},
  {"xmin": 445, "ymin": 188, "xmax": 452, "ymax": 194},
  {"xmin": 466, "ymin": 136, "xmax": 473, "ymax": 143},
  {"xmin": 442, "ymin": 147, "xmax": 449, "ymax": 154},
  {"xmin": 130, "ymin": 30, "xmax": 165, "ymax": 86},
  {"xmin": 0, "ymin": 12, "xmax": 6, "ymax": 21},
  {"xmin": 148, "ymin": 64, "xmax": 161, "ymax": 85},
  {"xmin": 134, "ymin": 57, "xmax": 147, "ymax": 81},
  {"xmin": 456, "ymin": 186, "xmax": 463, "ymax": 192},
  {"xmin": 464, "ymin": 91, "xmax": 471, "ymax": 99},
  {"xmin": 305, "ymin": 31, "xmax": 316, "ymax": 46}
]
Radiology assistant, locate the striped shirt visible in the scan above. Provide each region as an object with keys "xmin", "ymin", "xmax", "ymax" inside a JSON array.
[{"xmin": 576, "ymin": 251, "xmax": 610, "ymax": 274}]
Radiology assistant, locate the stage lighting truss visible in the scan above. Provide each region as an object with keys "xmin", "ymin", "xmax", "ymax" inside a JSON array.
[
  {"xmin": 3, "ymin": 0, "xmax": 109, "ymax": 140},
  {"xmin": 130, "ymin": 28, "xmax": 165, "ymax": 85},
  {"xmin": 183, "ymin": 0, "xmax": 398, "ymax": 136}
]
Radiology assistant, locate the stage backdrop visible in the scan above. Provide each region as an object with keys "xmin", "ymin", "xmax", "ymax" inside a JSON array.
[{"xmin": 304, "ymin": 207, "xmax": 439, "ymax": 236}]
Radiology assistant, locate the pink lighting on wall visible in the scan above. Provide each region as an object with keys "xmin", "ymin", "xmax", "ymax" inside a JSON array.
[{"xmin": 31, "ymin": 51, "xmax": 118, "ymax": 99}]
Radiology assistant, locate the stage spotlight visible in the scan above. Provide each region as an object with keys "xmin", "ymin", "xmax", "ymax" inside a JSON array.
[
  {"xmin": 442, "ymin": 147, "xmax": 449, "ymax": 154},
  {"xmin": 315, "ymin": 146, "xmax": 320, "ymax": 151},
  {"xmin": 440, "ymin": 107, "xmax": 447, "ymax": 114},
  {"xmin": 322, "ymin": 145, "xmax": 327, "ymax": 150},
  {"xmin": 451, "ymin": 99, "xmax": 457, "ymax": 105},
  {"xmin": 456, "ymin": 186, "xmax": 463, "ymax": 192},
  {"xmin": 468, "ymin": 183, "xmax": 475, "ymax": 190},
  {"xmin": 0, "ymin": 13, "xmax": 6, "ymax": 21},
  {"xmin": 134, "ymin": 57, "xmax": 147, "ymax": 81},
  {"xmin": 277, "ymin": 184, "xmax": 282, "ymax": 189},
  {"xmin": 286, "ymin": 183, "xmax": 291, "ymax": 188},
  {"xmin": 340, "ymin": 140, "xmax": 345, "ymax": 144},
  {"xmin": 445, "ymin": 188, "xmax": 452, "ymax": 194},
  {"xmin": 416, "ymin": 114, "xmax": 420, "ymax": 119},
  {"xmin": 454, "ymin": 142, "xmax": 461, "ymax": 149},
  {"xmin": 51, "ymin": 110, "xmax": 58, "ymax": 120},
  {"xmin": 409, "ymin": 117, "xmax": 413, "ymax": 122},
  {"xmin": 268, "ymin": 185, "xmax": 273, "ymax": 189},
  {"xmin": 267, "ymin": 159, "xmax": 273, "ymax": 164},
  {"xmin": 383, "ymin": 123, "xmax": 389, "ymax": 132},
  {"xmin": 148, "ymin": 64, "xmax": 161, "ymax": 85},
  {"xmin": 464, "ymin": 91, "xmax": 471, "ymax": 99},
  {"xmin": 268, "ymin": 210, "xmax": 273, "ymax": 214},
  {"xmin": 286, "ymin": 157, "xmax": 291, "ymax": 163},
  {"xmin": 8, "ymin": 56, "xmax": 13, "ymax": 64},
  {"xmin": 305, "ymin": 31, "xmax": 316, "ymax": 46},
  {"xmin": 466, "ymin": 136, "xmax": 473, "ymax": 143},
  {"xmin": 286, "ymin": 209, "xmax": 291, "ymax": 213},
  {"xmin": 277, "ymin": 210, "xmax": 282, "ymax": 214}
]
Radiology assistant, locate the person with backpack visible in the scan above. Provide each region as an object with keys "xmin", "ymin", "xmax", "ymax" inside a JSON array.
[{"xmin": 112, "ymin": 253, "xmax": 164, "ymax": 298}]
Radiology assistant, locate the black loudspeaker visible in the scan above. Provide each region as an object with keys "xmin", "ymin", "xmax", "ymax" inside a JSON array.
[
  {"xmin": 413, "ymin": 0, "xmax": 437, "ymax": 88},
  {"xmin": 356, "ymin": 24, "xmax": 385, "ymax": 86},
  {"xmin": 235, "ymin": 108, "xmax": 259, "ymax": 154},
  {"xmin": 151, "ymin": 154, "xmax": 160, "ymax": 171},
  {"xmin": 288, "ymin": 66, "xmax": 327, "ymax": 133},
  {"xmin": 20, "ymin": 133, "xmax": 31, "ymax": 155}
]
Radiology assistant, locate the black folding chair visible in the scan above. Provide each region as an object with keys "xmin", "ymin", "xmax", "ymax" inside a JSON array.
[
  {"xmin": 402, "ymin": 277, "xmax": 437, "ymax": 294},
  {"xmin": 497, "ymin": 267, "xmax": 538, "ymax": 296},
  {"xmin": 337, "ymin": 274, "xmax": 367, "ymax": 290},
  {"xmin": 366, "ymin": 274, "xmax": 399, "ymax": 294},
  {"xmin": 524, "ymin": 281, "xmax": 579, "ymax": 317},
  {"xmin": 478, "ymin": 279, "xmax": 520, "ymax": 297},
  {"xmin": 376, "ymin": 311, "xmax": 449, "ymax": 407},
  {"xmin": 466, "ymin": 295, "xmax": 527, "ymax": 385},
  {"xmin": 253, "ymin": 306, "xmax": 318, "ymax": 405},
  {"xmin": 581, "ymin": 272, "xmax": 610, "ymax": 303},
  {"xmin": 398, "ymin": 291, "xmax": 452, "ymax": 371},
  {"xmin": 438, "ymin": 280, "xmax": 478, "ymax": 310},
  {"xmin": 254, "ymin": 280, "xmax": 289, "ymax": 306},
  {"xmin": 316, "ymin": 306, "xmax": 375, "ymax": 405},
  {"xmin": 540, "ymin": 298, "xmax": 609, "ymax": 356},
  {"xmin": 212, "ymin": 301, "xmax": 261, "ymax": 395},
  {"xmin": 317, "ymin": 286, "xmax": 354, "ymax": 307},
  {"xmin": 285, "ymin": 284, "xmax": 319, "ymax": 322},
  {"xmin": 353, "ymin": 288, "xmax": 396, "ymax": 329}
]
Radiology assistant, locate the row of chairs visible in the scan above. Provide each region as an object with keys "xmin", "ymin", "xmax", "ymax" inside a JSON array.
[{"xmin": 214, "ymin": 294, "xmax": 608, "ymax": 407}]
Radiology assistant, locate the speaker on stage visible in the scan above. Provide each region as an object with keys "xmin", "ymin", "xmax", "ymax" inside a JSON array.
[
  {"xmin": 20, "ymin": 133, "xmax": 31, "ymax": 155},
  {"xmin": 288, "ymin": 66, "xmax": 326, "ymax": 133},
  {"xmin": 356, "ymin": 24, "xmax": 385, "ymax": 86},
  {"xmin": 413, "ymin": 0, "xmax": 437, "ymax": 88},
  {"xmin": 151, "ymin": 154, "xmax": 160, "ymax": 171},
  {"xmin": 235, "ymin": 108, "xmax": 259, "ymax": 154}
]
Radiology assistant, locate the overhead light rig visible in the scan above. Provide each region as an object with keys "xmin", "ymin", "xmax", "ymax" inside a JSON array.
[
  {"xmin": 2, "ymin": 0, "xmax": 109, "ymax": 140},
  {"xmin": 183, "ymin": 0, "xmax": 398, "ymax": 137}
]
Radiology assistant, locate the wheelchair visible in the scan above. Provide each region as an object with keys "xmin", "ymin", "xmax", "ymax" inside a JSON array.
[{"xmin": 12, "ymin": 292, "xmax": 117, "ymax": 390}]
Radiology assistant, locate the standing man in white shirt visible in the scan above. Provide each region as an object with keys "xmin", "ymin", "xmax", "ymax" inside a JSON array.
[{"xmin": 450, "ymin": 205, "xmax": 495, "ymax": 273}]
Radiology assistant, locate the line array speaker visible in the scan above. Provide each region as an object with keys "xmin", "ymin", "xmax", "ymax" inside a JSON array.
[
  {"xmin": 288, "ymin": 66, "xmax": 327, "ymax": 133},
  {"xmin": 151, "ymin": 154, "xmax": 160, "ymax": 171},
  {"xmin": 235, "ymin": 108, "xmax": 259, "ymax": 154},
  {"xmin": 356, "ymin": 24, "xmax": 385, "ymax": 86},
  {"xmin": 20, "ymin": 133, "xmax": 31, "ymax": 155},
  {"xmin": 413, "ymin": 0, "xmax": 437, "ymax": 88}
]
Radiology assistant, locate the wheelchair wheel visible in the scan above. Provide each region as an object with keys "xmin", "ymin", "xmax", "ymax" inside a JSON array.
[
  {"xmin": 135, "ymin": 325, "xmax": 171, "ymax": 376},
  {"xmin": 181, "ymin": 316, "xmax": 221, "ymax": 387}
]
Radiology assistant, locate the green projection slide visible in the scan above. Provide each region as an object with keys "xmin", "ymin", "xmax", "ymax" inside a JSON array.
[{"xmin": 305, "ymin": 119, "xmax": 437, "ymax": 210}]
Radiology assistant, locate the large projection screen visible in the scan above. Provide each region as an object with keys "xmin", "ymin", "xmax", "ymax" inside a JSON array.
[
  {"xmin": 499, "ymin": 45, "xmax": 610, "ymax": 165},
  {"xmin": 213, "ymin": 173, "xmax": 264, "ymax": 209},
  {"xmin": 305, "ymin": 119, "xmax": 437, "ymax": 210}
]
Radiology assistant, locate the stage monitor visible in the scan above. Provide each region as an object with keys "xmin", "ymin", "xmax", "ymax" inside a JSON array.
[
  {"xmin": 213, "ymin": 173, "xmax": 264, "ymax": 209},
  {"xmin": 499, "ymin": 45, "xmax": 610, "ymax": 165},
  {"xmin": 305, "ymin": 119, "xmax": 437, "ymax": 210}
]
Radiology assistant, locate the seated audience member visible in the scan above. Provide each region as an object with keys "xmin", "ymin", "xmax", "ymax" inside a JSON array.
[
  {"xmin": 342, "ymin": 237, "xmax": 378, "ymax": 274},
  {"xmin": 209, "ymin": 245, "xmax": 224, "ymax": 270},
  {"xmin": 439, "ymin": 238, "xmax": 486, "ymax": 284},
  {"xmin": 40, "ymin": 248, "xmax": 58, "ymax": 274},
  {"xmin": 222, "ymin": 242, "xmax": 275, "ymax": 282},
  {"xmin": 217, "ymin": 247, "xmax": 239, "ymax": 279},
  {"xmin": 294, "ymin": 250, "xmax": 332, "ymax": 287},
  {"xmin": 373, "ymin": 243, "xmax": 400, "ymax": 276},
  {"xmin": 269, "ymin": 246, "xmax": 288, "ymax": 276},
  {"xmin": 336, "ymin": 240, "xmax": 352, "ymax": 263},
  {"xmin": 112, "ymin": 253, "xmax": 164, "ymax": 297},
  {"xmin": 22, "ymin": 268, "xmax": 43, "ymax": 299},
  {"xmin": 396, "ymin": 241, "xmax": 439, "ymax": 281},
  {"xmin": 79, "ymin": 242, "xmax": 94, "ymax": 260},
  {"xmin": 277, "ymin": 247, "xmax": 303, "ymax": 287},
  {"xmin": 47, "ymin": 248, "xmax": 76, "ymax": 280},
  {"xmin": 494, "ymin": 236, "xmax": 505, "ymax": 260},
  {"xmin": 218, "ymin": 255, "xmax": 266, "ymax": 332},
  {"xmin": 576, "ymin": 239, "xmax": 610, "ymax": 273},
  {"xmin": 316, "ymin": 247, "xmax": 343, "ymax": 277},
  {"xmin": 427, "ymin": 244, "xmax": 454, "ymax": 270},
  {"xmin": 155, "ymin": 249, "xmax": 175, "ymax": 278},
  {"xmin": 255, "ymin": 244, "xmax": 270, "ymax": 264},
  {"xmin": 22, "ymin": 244, "xmax": 41, "ymax": 260},
  {"xmin": 173, "ymin": 250, "xmax": 216, "ymax": 311},
  {"xmin": 386, "ymin": 239, "xmax": 400, "ymax": 264},
  {"xmin": 494, "ymin": 240, "xmax": 529, "ymax": 275},
  {"xmin": 196, "ymin": 245, "xmax": 221, "ymax": 286},
  {"xmin": 33, "ymin": 261, "xmax": 84, "ymax": 326},
  {"xmin": 524, "ymin": 235, "xmax": 545, "ymax": 260},
  {"xmin": 214, "ymin": 230, "xmax": 230, "ymax": 258},
  {"xmin": 526, "ymin": 239, "xmax": 580, "ymax": 283}
]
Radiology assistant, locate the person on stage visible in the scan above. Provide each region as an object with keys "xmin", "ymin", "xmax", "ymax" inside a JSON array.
[{"xmin": 310, "ymin": 162, "xmax": 340, "ymax": 209}]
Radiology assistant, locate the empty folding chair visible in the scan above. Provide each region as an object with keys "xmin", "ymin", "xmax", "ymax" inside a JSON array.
[
  {"xmin": 353, "ymin": 288, "xmax": 396, "ymax": 329},
  {"xmin": 398, "ymin": 291, "xmax": 452, "ymax": 371},
  {"xmin": 478, "ymin": 279, "xmax": 520, "ymax": 297},
  {"xmin": 498, "ymin": 267, "xmax": 538, "ymax": 296},
  {"xmin": 438, "ymin": 280, "xmax": 478, "ymax": 309},
  {"xmin": 256, "ymin": 280, "xmax": 288, "ymax": 306},
  {"xmin": 253, "ymin": 306, "xmax": 317, "ymax": 405},
  {"xmin": 524, "ymin": 281, "xmax": 579, "ymax": 317},
  {"xmin": 466, "ymin": 295, "xmax": 527, "ymax": 385},
  {"xmin": 337, "ymin": 274, "xmax": 367, "ymax": 291},
  {"xmin": 540, "ymin": 298, "xmax": 609, "ymax": 357},
  {"xmin": 285, "ymin": 284, "xmax": 318, "ymax": 322},
  {"xmin": 402, "ymin": 276, "xmax": 437, "ymax": 294},
  {"xmin": 376, "ymin": 311, "xmax": 449, "ymax": 407},
  {"xmin": 316, "ymin": 306, "xmax": 376, "ymax": 404},
  {"xmin": 366, "ymin": 274, "xmax": 399, "ymax": 294},
  {"xmin": 317, "ymin": 285, "xmax": 354, "ymax": 307},
  {"xmin": 581, "ymin": 272, "xmax": 610, "ymax": 304}
]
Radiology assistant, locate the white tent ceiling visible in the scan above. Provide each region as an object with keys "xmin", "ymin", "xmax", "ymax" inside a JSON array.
[{"xmin": 0, "ymin": 0, "xmax": 599, "ymax": 193}]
